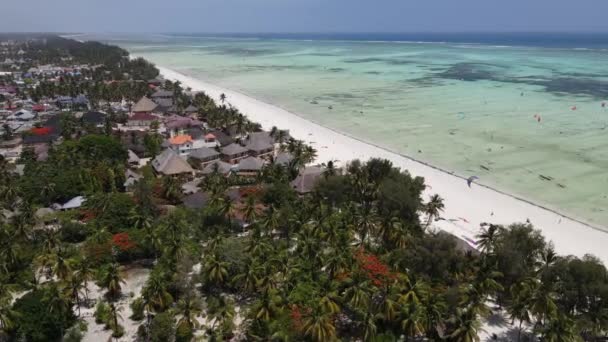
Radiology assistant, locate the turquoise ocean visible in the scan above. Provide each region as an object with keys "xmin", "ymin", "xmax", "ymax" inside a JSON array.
[{"xmin": 92, "ymin": 33, "xmax": 608, "ymax": 227}]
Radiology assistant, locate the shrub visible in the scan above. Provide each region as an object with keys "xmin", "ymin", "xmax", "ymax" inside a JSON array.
[
  {"xmin": 94, "ymin": 301, "xmax": 110, "ymax": 325},
  {"xmin": 130, "ymin": 297, "xmax": 145, "ymax": 321}
]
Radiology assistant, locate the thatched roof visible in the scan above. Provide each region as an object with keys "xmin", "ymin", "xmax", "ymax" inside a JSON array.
[
  {"xmin": 237, "ymin": 156, "xmax": 264, "ymax": 172},
  {"xmin": 132, "ymin": 96, "xmax": 158, "ymax": 113},
  {"xmin": 201, "ymin": 160, "xmax": 234, "ymax": 175},
  {"xmin": 291, "ymin": 166, "xmax": 325, "ymax": 194},
  {"xmin": 221, "ymin": 143, "xmax": 248, "ymax": 157},
  {"xmin": 152, "ymin": 148, "xmax": 194, "ymax": 175},
  {"xmin": 189, "ymin": 147, "xmax": 220, "ymax": 160}
]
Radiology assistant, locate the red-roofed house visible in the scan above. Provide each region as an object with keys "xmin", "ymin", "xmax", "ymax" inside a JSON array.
[{"xmin": 168, "ymin": 134, "xmax": 195, "ymax": 155}]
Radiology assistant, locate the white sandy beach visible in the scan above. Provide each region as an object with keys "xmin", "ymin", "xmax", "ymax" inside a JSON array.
[{"xmin": 157, "ymin": 65, "xmax": 608, "ymax": 265}]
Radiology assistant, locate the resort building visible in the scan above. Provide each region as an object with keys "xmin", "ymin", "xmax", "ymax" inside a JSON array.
[
  {"xmin": 201, "ymin": 160, "xmax": 234, "ymax": 176},
  {"xmin": 132, "ymin": 96, "xmax": 158, "ymax": 114},
  {"xmin": 168, "ymin": 134, "xmax": 195, "ymax": 156},
  {"xmin": 291, "ymin": 166, "xmax": 326, "ymax": 194},
  {"xmin": 221, "ymin": 143, "xmax": 249, "ymax": 164},
  {"xmin": 188, "ymin": 147, "xmax": 221, "ymax": 167},
  {"xmin": 244, "ymin": 131, "xmax": 275, "ymax": 158},
  {"xmin": 151, "ymin": 148, "xmax": 194, "ymax": 176},
  {"xmin": 236, "ymin": 156, "xmax": 265, "ymax": 176}
]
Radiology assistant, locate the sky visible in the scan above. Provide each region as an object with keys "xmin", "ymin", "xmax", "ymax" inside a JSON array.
[{"xmin": 2, "ymin": 0, "xmax": 608, "ymax": 33}]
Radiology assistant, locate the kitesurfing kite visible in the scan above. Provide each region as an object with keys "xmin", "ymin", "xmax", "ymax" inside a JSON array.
[
  {"xmin": 467, "ymin": 175, "xmax": 479, "ymax": 187},
  {"xmin": 571, "ymin": 106, "xmax": 577, "ymax": 111}
]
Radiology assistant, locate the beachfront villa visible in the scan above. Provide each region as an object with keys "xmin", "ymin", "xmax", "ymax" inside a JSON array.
[
  {"xmin": 221, "ymin": 143, "xmax": 249, "ymax": 164},
  {"xmin": 244, "ymin": 131, "xmax": 274, "ymax": 158}
]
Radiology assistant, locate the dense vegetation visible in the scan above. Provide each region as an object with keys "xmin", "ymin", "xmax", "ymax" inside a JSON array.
[{"xmin": 2, "ymin": 148, "xmax": 608, "ymax": 341}]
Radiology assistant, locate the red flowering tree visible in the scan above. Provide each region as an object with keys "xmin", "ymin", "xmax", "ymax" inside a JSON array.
[
  {"xmin": 112, "ymin": 232, "xmax": 136, "ymax": 251},
  {"xmin": 354, "ymin": 248, "xmax": 395, "ymax": 286}
]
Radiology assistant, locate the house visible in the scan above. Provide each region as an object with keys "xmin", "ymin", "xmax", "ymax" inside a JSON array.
[
  {"xmin": 154, "ymin": 98, "xmax": 175, "ymax": 114},
  {"xmin": 151, "ymin": 89, "xmax": 173, "ymax": 100},
  {"xmin": 82, "ymin": 111, "xmax": 106, "ymax": 126},
  {"xmin": 128, "ymin": 149, "xmax": 140, "ymax": 166},
  {"xmin": 120, "ymin": 131, "xmax": 147, "ymax": 155},
  {"xmin": 206, "ymin": 130, "xmax": 233, "ymax": 147},
  {"xmin": 168, "ymin": 134, "xmax": 195, "ymax": 156},
  {"xmin": 152, "ymin": 148, "xmax": 194, "ymax": 176},
  {"xmin": 8, "ymin": 109, "xmax": 35, "ymax": 121},
  {"xmin": 290, "ymin": 166, "xmax": 326, "ymax": 194},
  {"xmin": 127, "ymin": 112, "xmax": 157, "ymax": 128},
  {"xmin": 73, "ymin": 95, "xmax": 89, "ymax": 108},
  {"xmin": 221, "ymin": 143, "xmax": 249, "ymax": 164},
  {"xmin": 244, "ymin": 131, "xmax": 274, "ymax": 158},
  {"xmin": 165, "ymin": 116, "xmax": 204, "ymax": 137},
  {"xmin": 188, "ymin": 147, "xmax": 220, "ymax": 167},
  {"xmin": 0, "ymin": 137, "xmax": 22, "ymax": 161},
  {"xmin": 201, "ymin": 160, "xmax": 234, "ymax": 176},
  {"xmin": 184, "ymin": 105, "xmax": 198, "ymax": 115},
  {"xmin": 132, "ymin": 96, "xmax": 158, "ymax": 114},
  {"xmin": 124, "ymin": 169, "xmax": 143, "ymax": 188},
  {"xmin": 236, "ymin": 156, "xmax": 265, "ymax": 176}
]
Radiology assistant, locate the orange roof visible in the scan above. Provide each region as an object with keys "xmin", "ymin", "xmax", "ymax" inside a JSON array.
[
  {"xmin": 204, "ymin": 133, "xmax": 216, "ymax": 140},
  {"xmin": 169, "ymin": 135, "xmax": 193, "ymax": 145}
]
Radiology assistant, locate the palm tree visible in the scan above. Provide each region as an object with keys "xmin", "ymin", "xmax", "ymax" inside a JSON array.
[
  {"xmin": 424, "ymin": 194, "xmax": 444, "ymax": 229},
  {"xmin": 243, "ymin": 195, "xmax": 258, "ymax": 223},
  {"xmin": 219, "ymin": 93, "xmax": 226, "ymax": 104},
  {"xmin": 476, "ymin": 224, "xmax": 503, "ymax": 254},
  {"xmin": 74, "ymin": 257, "xmax": 94, "ymax": 302},
  {"xmin": 161, "ymin": 176, "xmax": 181, "ymax": 203},
  {"xmin": 51, "ymin": 248, "xmax": 73, "ymax": 281},
  {"xmin": 64, "ymin": 275, "xmax": 85, "ymax": 316},
  {"xmin": 400, "ymin": 302, "xmax": 425, "ymax": 341},
  {"xmin": 108, "ymin": 302, "xmax": 123, "ymax": 338},
  {"xmin": 251, "ymin": 288, "xmax": 282, "ymax": 322},
  {"xmin": 206, "ymin": 295, "xmax": 236, "ymax": 337},
  {"xmin": 176, "ymin": 290, "xmax": 203, "ymax": 335},
  {"xmin": 0, "ymin": 295, "xmax": 18, "ymax": 334},
  {"xmin": 449, "ymin": 309, "xmax": 481, "ymax": 342},
  {"xmin": 203, "ymin": 253, "xmax": 229, "ymax": 286},
  {"xmin": 98, "ymin": 263, "xmax": 126, "ymax": 301},
  {"xmin": 421, "ymin": 291, "xmax": 447, "ymax": 340},
  {"xmin": 301, "ymin": 307, "xmax": 336, "ymax": 342},
  {"xmin": 141, "ymin": 271, "xmax": 173, "ymax": 312},
  {"xmin": 540, "ymin": 312, "xmax": 578, "ymax": 342}
]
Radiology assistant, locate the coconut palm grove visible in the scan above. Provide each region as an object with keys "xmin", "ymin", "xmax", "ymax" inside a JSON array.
[{"xmin": 0, "ymin": 34, "xmax": 606, "ymax": 341}]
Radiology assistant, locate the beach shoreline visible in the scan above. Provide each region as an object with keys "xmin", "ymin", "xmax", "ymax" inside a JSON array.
[{"xmin": 155, "ymin": 64, "xmax": 608, "ymax": 264}]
